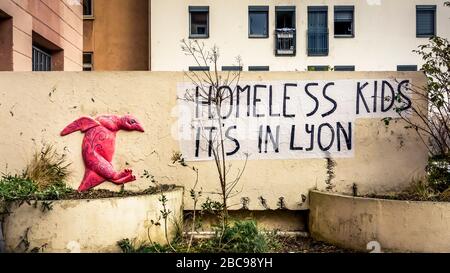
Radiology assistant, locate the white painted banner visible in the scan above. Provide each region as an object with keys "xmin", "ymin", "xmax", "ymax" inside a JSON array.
[{"xmin": 177, "ymin": 79, "xmax": 411, "ymax": 161}]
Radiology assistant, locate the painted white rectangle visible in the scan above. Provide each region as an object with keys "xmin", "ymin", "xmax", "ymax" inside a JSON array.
[{"xmin": 177, "ymin": 79, "xmax": 411, "ymax": 161}]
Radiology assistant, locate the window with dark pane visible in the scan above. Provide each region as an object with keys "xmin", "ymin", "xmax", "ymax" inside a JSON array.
[
  {"xmin": 249, "ymin": 66, "xmax": 269, "ymax": 71},
  {"xmin": 83, "ymin": 0, "xmax": 93, "ymax": 17},
  {"xmin": 334, "ymin": 6, "xmax": 354, "ymax": 37},
  {"xmin": 32, "ymin": 45, "xmax": 51, "ymax": 71},
  {"xmin": 189, "ymin": 7, "xmax": 209, "ymax": 38},
  {"xmin": 189, "ymin": 66, "xmax": 209, "ymax": 71},
  {"xmin": 397, "ymin": 65, "xmax": 418, "ymax": 71},
  {"xmin": 222, "ymin": 66, "xmax": 242, "ymax": 71},
  {"xmin": 275, "ymin": 6, "xmax": 296, "ymax": 56},
  {"xmin": 83, "ymin": 52, "xmax": 93, "ymax": 71},
  {"xmin": 416, "ymin": 5, "xmax": 436, "ymax": 37},
  {"xmin": 334, "ymin": 65, "xmax": 355, "ymax": 71},
  {"xmin": 249, "ymin": 6, "xmax": 268, "ymax": 38},
  {"xmin": 276, "ymin": 9, "xmax": 295, "ymax": 29}
]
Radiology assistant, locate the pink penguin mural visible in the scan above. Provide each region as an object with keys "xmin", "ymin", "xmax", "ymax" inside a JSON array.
[{"xmin": 60, "ymin": 114, "xmax": 145, "ymax": 192}]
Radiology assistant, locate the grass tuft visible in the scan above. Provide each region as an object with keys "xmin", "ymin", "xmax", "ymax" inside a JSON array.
[{"xmin": 25, "ymin": 145, "xmax": 71, "ymax": 191}]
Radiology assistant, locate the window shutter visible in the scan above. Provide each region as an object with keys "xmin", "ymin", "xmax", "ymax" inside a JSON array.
[
  {"xmin": 249, "ymin": 6, "xmax": 269, "ymax": 12},
  {"xmin": 308, "ymin": 7, "xmax": 329, "ymax": 56},
  {"xmin": 334, "ymin": 6, "xmax": 354, "ymax": 22},
  {"xmin": 416, "ymin": 5, "xmax": 436, "ymax": 36},
  {"xmin": 275, "ymin": 6, "xmax": 295, "ymax": 12},
  {"xmin": 189, "ymin": 6, "xmax": 209, "ymax": 13},
  {"xmin": 335, "ymin": 11, "xmax": 352, "ymax": 22}
]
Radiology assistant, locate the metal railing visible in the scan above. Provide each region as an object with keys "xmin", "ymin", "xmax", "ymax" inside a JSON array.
[
  {"xmin": 307, "ymin": 30, "xmax": 329, "ymax": 56},
  {"xmin": 32, "ymin": 46, "xmax": 52, "ymax": 71},
  {"xmin": 275, "ymin": 28, "xmax": 296, "ymax": 56}
]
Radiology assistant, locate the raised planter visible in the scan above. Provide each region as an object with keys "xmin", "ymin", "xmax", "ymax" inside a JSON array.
[
  {"xmin": 309, "ymin": 190, "xmax": 450, "ymax": 253},
  {"xmin": 3, "ymin": 187, "xmax": 183, "ymax": 253}
]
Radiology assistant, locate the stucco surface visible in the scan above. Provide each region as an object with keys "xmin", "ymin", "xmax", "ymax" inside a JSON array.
[
  {"xmin": 151, "ymin": 0, "xmax": 450, "ymax": 71},
  {"xmin": 309, "ymin": 190, "xmax": 450, "ymax": 253},
  {"xmin": 0, "ymin": 71, "xmax": 427, "ymax": 210},
  {"xmin": 4, "ymin": 187, "xmax": 183, "ymax": 253}
]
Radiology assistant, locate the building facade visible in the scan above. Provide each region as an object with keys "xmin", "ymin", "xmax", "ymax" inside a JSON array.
[
  {"xmin": 151, "ymin": 0, "xmax": 450, "ymax": 71},
  {"xmin": 0, "ymin": 0, "xmax": 83, "ymax": 71},
  {"xmin": 82, "ymin": 0, "xmax": 149, "ymax": 71}
]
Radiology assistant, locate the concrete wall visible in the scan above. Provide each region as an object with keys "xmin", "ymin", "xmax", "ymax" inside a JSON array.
[
  {"xmin": 0, "ymin": 71, "xmax": 428, "ymax": 210},
  {"xmin": 83, "ymin": 0, "xmax": 149, "ymax": 70},
  {"xmin": 309, "ymin": 190, "xmax": 450, "ymax": 252},
  {"xmin": 151, "ymin": 0, "xmax": 450, "ymax": 71},
  {"xmin": 185, "ymin": 210, "xmax": 307, "ymax": 232},
  {"xmin": 0, "ymin": 0, "xmax": 83, "ymax": 71},
  {"xmin": 4, "ymin": 187, "xmax": 183, "ymax": 253}
]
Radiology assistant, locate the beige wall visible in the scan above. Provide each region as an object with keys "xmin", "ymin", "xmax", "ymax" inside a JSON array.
[
  {"xmin": 309, "ymin": 190, "xmax": 450, "ymax": 252},
  {"xmin": 83, "ymin": 0, "xmax": 149, "ymax": 70},
  {"xmin": 0, "ymin": 71, "xmax": 427, "ymax": 210},
  {"xmin": 0, "ymin": 0, "xmax": 83, "ymax": 71},
  {"xmin": 151, "ymin": 0, "xmax": 450, "ymax": 71}
]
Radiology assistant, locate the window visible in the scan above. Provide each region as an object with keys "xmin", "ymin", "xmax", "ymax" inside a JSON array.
[
  {"xmin": 308, "ymin": 6, "xmax": 329, "ymax": 56},
  {"xmin": 0, "ymin": 10, "xmax": 13, "ymax": 71},
  {"xmin": 416, "ymin": 5, "xmax": 436, "ymax": 37},
  {"xmin": 397, "ymin": 65, "xmax": 418, "ymax": 71},
  {"xmin": 83, "ymin": 52, "xmax": 93, "ymax": 71},
  {"xmin": 308, "ymin": 66, "xmax": 330, "ymax": 71},
  {"xmin": 275, "ymin": 6, "xmax": 296, "ymax": 56},
  {"xmin": 276, "ymin": 6, "xmax": 295, "ymax": 29},
  {"xmin": 83, "ymin": 0, "xmax": 93, "ymax": 18},
  {"xmin": 249, "ymin": 66, "xmax": 269, "ymax": 71},
  {"xmin": 334, "ymin": 6, "xmax": 354, "ymax": 37},
  {"xmin": 222, "ymin": 66, "xmax": 242, "ymax": 71},
  {"xmin": 249, "ymin": 6, "xmax": 268, "ymax": 38},
  {"xmin": 32, "ymin": 45, "xmax": 52, "ymax": 71},
  {"xmin": 189, "ymin": 6, "xmax": 209, "ymax": 38},
  {"xmin": 189, "ymin": 66, "xmax": 209, "ymax": 71},
  {"xmin": 334, "ymin": 65, "xmax": 355, "ymax": 71}
]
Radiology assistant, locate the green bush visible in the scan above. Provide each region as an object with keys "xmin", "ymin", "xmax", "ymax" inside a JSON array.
[
  {"xmin": 0, "ymin": 145, "xmax": 71, "ymax": 205},
  {"xmin": 0, "ymin": 173, "xmax": 71, "ymax": 203},
  {"xmin": 214, "ymin": 220, "xmax": 268, "ymax": 253},
  {"xmin": 0, "ymin": 174, "xmax": 37, "ymax": 202},
  {"xmin": 426, "ymin": 157, "xmax": 450, "ymax": 193},
  {"xmin": 118, "ymin": 220, "xmax": 274, "ymax": 253}
]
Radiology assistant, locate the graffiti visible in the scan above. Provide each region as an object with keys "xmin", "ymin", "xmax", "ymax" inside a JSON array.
[
  {"xmin": 177, "ymin": 79, "xmax": 412, "ymax": 161},
  {"xmin": 240, "ymin": 197, "xmax": 250, "ymax": 210},
  {"xmin": 60, "ymin": 115, "xmax": 144, "ymax": 191},
  {"xmin": 277, "ymin": 197, "xmax": 286, "ymax": 210},
  {"xmin": 258, "ymin": 196, "xmax": 269, "ymax": 210}
]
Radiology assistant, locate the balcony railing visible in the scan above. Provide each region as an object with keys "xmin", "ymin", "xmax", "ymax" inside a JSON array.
[
  {"xmin": 275, "ymin": 28, "xmax": 296, "ymax": 56},
  {"xmin": 32, "ymin": 46, "xmax": 52, "ymax": 71},
  {"xmin": 307, "ymin": 30, "xmax": 329, "ymax": 56}
]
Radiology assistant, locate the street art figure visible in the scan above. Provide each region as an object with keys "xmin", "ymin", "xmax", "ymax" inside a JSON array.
[{"xmin": 60, "ymin": 115, "xmax": 144, "ymax": 192}]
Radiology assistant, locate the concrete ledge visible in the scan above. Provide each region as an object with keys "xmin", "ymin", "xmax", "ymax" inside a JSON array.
[
  {"xmin": 4, "ymin": 187, "xmax": 183, "ymax": 253},
  {"xmin": 308, "ymin": 190, "xmax": 450, "ymax": 253}
]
